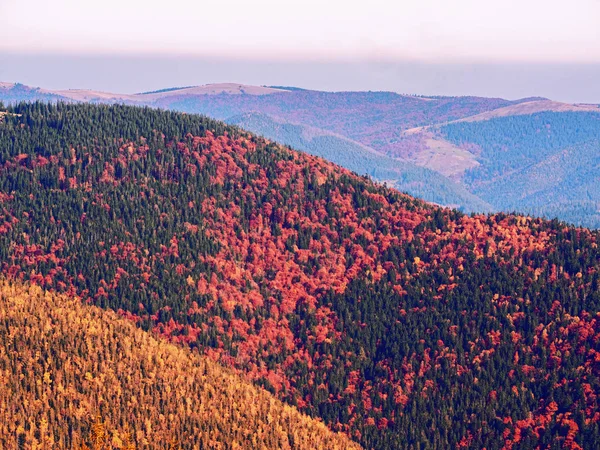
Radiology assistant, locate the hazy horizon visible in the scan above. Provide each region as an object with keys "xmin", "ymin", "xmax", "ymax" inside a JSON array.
[
  {"xmin": 2, "ymin": 0, "xmax": 599, "ymax": 102},
  {"xmin": 1, "ymin": 52, "xmax": 600, "ymax": 104}
]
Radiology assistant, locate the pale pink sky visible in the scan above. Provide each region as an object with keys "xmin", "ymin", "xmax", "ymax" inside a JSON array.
[{"xmin": 1, "ymin": 0, "xmax": 599, "ymax": 63}]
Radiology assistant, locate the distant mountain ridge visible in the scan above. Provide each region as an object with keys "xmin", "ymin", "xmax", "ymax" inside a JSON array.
[
  {"xmin": 2, "ymin": 81, "xmax": 599, "ymax": 226},
  {"xmin": 0, "ymin": 82, "xmax": 289, "ymax": 104},
  {"xmin": 0, "ymin": 81, "xmax": 500, "ymax": 213}
]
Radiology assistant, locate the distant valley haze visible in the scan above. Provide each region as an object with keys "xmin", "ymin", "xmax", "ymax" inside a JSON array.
[{"xmin": 1, "ymin": 53, "xmax": 600, "ymax": 103}]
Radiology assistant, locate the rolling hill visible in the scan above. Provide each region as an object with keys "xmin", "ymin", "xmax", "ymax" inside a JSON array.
[
  {"xmin": 0, "ymin": 281, "xmax": 359, "ymax": 449},
  {"xmin": 5, "ymin": 81, "xmax": 600, "ymax": 227},
  {"xmin": 1, "ymin": 102, "xmax": 600, "ymax": 448},
  {"xmin": 0, "ymin": 81, "xmax": 498, "ymax": 213},
  {"xmin": 44, "ymin": 83, "xmax": 290, "ymax": 104},
  {"xmin": 227, "ymin": 112, "xmax": 492, "ymax": 212},
  {"xmin": 448, "ymin": 99, "xmax": 600, "ymax": 122}
]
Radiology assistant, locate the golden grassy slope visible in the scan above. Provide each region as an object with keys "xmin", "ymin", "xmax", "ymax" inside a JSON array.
[{"xmin": 0, "ymin": 282, "xmax": 360, "ymax": 449}]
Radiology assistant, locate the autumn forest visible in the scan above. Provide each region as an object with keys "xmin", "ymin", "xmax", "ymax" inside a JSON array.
[{"xmin": 0, "ymin": 102, "xmax": 599, "ymax": 449}]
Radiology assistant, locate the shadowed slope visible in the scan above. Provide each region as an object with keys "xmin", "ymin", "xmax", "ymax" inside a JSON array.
[{"xmin": 228, "ymin": 111, "xmax": 492, "ymax": 212}]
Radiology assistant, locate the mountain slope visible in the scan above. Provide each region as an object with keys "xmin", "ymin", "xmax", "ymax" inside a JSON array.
[
  {"xmin": 150, "ymin": 89, "xmax": 515, "ymax": 155},
  {"xmin": 0, "ymin": 82, "xmax": 506, "ymax": 213},
  {"xmin": 4, "ymin": 81, "xmax": 600, "ymax": 226},
  {"xmin": 469, "ymin": 140, "xmax": 600, "ymax": 226},
  {"xmin": 1, "ymin": 102, "xmax": 600, "ymax": 448},
  {"xmin": 401, "ymin": 110, "xmax": 600, "ymax": 227},
  {"xmin": 437, "ymin": 111, "xmax": 600, "ymax": 226},
  {"xmin": 0, "ymin": 281, "xmax": 359, "ymax": 449},
  {"xmin": 227, "ymin": 112, "xmax": 492, "ymax": 212}
]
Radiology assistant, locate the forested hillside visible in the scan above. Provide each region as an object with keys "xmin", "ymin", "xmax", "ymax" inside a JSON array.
[
  {"xmin": 441, "ymin": 111, "xmax": 600, "ymax": 185},
  {"xmin": 228, "ymin": 112, "xmax": 491, "ymax": 212},
  {"xmin": 1, "ymin": 103, "xmax": 600, "ymax": 448},
  {"xmin": 0, "ymin": 281, "xmax": 358, "ymax": 449},
  {"xmin": 440, "ymin": 112, "xmax": 600, "ymax": 227},
  {"xmin": 153, "ymin": 90, "xmax": 514, "ymax": 155}
]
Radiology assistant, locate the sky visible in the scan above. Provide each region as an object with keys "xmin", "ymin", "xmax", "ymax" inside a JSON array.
[{"xmin": 1, "ymin": 0, "xmax": 599, "ymax": 101}]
